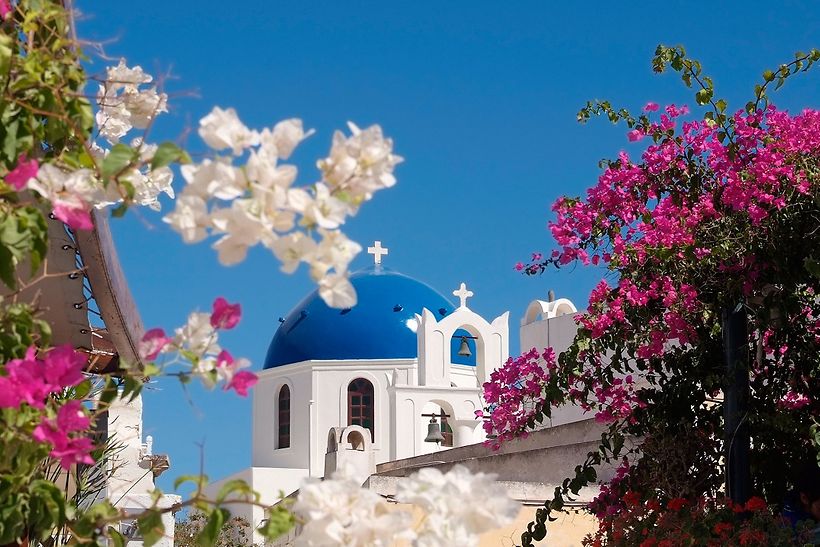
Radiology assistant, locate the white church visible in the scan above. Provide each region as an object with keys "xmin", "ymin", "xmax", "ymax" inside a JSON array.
[{"xmin": 206, "ymin": 241, "xmax": 602, "ymax": 541}]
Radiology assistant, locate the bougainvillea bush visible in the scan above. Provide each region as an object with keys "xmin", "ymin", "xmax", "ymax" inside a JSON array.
[{"xmin": 481, "ymin": 45, "xmax": 820, "ymax": 545}]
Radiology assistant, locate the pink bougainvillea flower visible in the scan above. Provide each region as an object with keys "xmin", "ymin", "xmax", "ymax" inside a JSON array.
[
  {"xmin": 514, "ymin": 262, "xmax": 524, "ymax": 271},
  {"xmin": 53, "ymin": 202, "xmax": 93, "ymax": 230},
  {"xmin": 215, "ymin": 349, "xmax": 234, "ymax": 369},
  {"xmin": 627, "ymin": 129, "xmax": 644, "ymax": 142},
  {"xmin": 210, "ymin": 297, "xmax": 241, "ymax": 329},
  {"xmin": 225, "ymin": 370, "xmax": 257, "ymax": 397},
  {"xmin": 5, "ymin": 351, "xmax": 51, "ymax": 408},
  {"xmin": 5, "ymin": 155, "xmax": 38, "ymax": 190},
  {"xmin": 55, "ymin": 400, "xmax": 91, "ymax": 432},
  {"xmin": 777, "ymin": 390, "xmax": 810, "ymax": 410},
  {"xmin": 0, "ymin": 0, "xmax": 11, "ymax": 20},
  {"xmin": 42, "ymin": 345, "xmax": 87, "ymax": 390},
  {"xmin": 643, "ymin": 102, "xmax": 659, "ymax": 112},
  {"xmin": 0, "ymin": 376, "xmax": 21, "ymax": 408},
  {"xmin": 33, "ymin": 401, "xmax": 94, "ymax": 468},
  {"xmin": 139, "ymin": 328, "xmax": 172, "ymax": 361}
]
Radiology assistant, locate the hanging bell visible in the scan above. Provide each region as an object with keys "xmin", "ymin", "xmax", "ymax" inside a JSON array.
[
  {"xmin": 424, "ymin": 417, "xmax": 445, "ymax": 444},
  {"xmin": 457, "ymin": 336, "xmax": 472, "ymax": 357}
]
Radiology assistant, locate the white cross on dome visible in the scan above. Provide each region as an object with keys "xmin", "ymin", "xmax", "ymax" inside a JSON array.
[
  {"xmin": 367, "ymin": 240, "xmax": 389, "ymax": 265},
  {"xmin": 453, "ymin": 282, "xmax": 474, "ymax": 308}
]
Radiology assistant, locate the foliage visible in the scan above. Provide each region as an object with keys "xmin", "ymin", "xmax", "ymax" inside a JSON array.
[{"xmin": 482, "ymin": 45, "xmax": 820, "ymax": 545}]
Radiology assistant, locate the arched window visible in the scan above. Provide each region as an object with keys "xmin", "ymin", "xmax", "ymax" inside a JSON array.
[
  {"xmin": 347, "ymin": 378, "xmax": 374, "ymax": 438},
  {"xmin": 278, "ymin": 385, "xmax": 290, "ymax": 449}
]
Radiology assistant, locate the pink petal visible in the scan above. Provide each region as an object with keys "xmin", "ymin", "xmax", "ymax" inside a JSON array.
[
  {"xmin": 5, "ymin": 155, "xmax": 38, "ymax": 190},
  {"xmin": 226, "ymin": 370, "xmax": 257, "ymax": 397},
  {"xmin": 140, "ymin": 328, "xmax": 172, "ymax": 361},
  {"xmin": 53, "ymin": 203, "xmax": 93, "ymax": 231},
  {"xmin": 210, "ymin": 297, "xmax": 241, "ymax": 329}
]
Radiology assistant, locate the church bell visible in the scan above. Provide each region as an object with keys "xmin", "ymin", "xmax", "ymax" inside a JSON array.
[
  {"xmin": 457, "ymin": 336, "xmax": 472, "ymax": 357},
  {"xmin": 424, "ymin": 417, "xmax": 445, "ymax": 444}
]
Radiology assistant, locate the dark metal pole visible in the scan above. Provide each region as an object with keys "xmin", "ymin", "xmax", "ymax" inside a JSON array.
[{"xmin": 723, "ymin": 304, "xmax": 751, "ymax": 505}]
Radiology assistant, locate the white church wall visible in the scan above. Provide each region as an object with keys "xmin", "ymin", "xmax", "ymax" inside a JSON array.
[
  {"xmin": 451, "ymin": 363, "xmax": 480, "ymax": 388},
  {"xmin": 252, "ymin": 364, "xmax": 312, "ymax": 470},
  {"xmin": 519, "ymin": 299, "xmax": 590, "ymax": 428},
  {"xmin": 389, "ymin": 385, "xmax": 484, "ymax": 459},
  {"xmin": 310, "ymin": 360, "xmax": 415, "ymax": 473}
]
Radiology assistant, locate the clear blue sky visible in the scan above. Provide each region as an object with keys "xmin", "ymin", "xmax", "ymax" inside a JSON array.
[{"xmin": 77, "ymin": 1, "xmax": 819, "ymax": 493}]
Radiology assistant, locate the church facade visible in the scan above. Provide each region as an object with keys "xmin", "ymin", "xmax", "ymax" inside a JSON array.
[{"xmin": 207, "ymin": 243, "xmax": 587, "ymax": 537}]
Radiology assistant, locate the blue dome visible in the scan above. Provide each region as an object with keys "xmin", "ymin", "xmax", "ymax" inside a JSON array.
[{"xmin": 264, "ymin": 267, "xmax": 476, "ymax": 368}]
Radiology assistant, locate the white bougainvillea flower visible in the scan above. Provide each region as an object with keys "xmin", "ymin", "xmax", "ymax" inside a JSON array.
[
  {"xmin": 27, "ymin": 164, "xmax": 103, "ymax": 229},
  {"xmin": 174, "ymin": 312, "xmax": 220, "ymax": 356},
  {"xmin": 257, "ymin": 118, "xmax": 313, "ymax": 160},
  {"xmin": 293, "ymin": 472, "xmax": 413, "ymax": 547},
  {"xmin": 198, "ymin": 106, "xmax": 260, "ymax": 155},
  {"xmin": 180, "ymin": 158, "xmax": 247, "ymax": 201},
  {"xmin": 96, "ymin": 60, "xmax": 167, "ymax": 144},
  {"xmin": 298, "ymin": 183, "xmax": 351, "ymax": 230},
  {"xmin": 270, "ymin": 232, "xmax": 318, "ymax": 274},
  {"xmin": 310, "ymin": 229, "xmax": 361, "ymax": 280},
  {"xmin": 318, "ymin": 122, "xmax": 402, "ymax": 200},
  {"xmin": 209, "ymin": 201, "xmax": 274, "ymax": 265},
  {"xmin": 95, "ymin": 97, "xmax": 132, "ymax": 144},
  {"xmin": 105, "ymin": 59, "xmax": 153, "ymax": 89},
  {"xmin": 396, "ymin": 465, "xmax": 520, "ymax": 546},
  {"xmin": 318, "ymin": 271, "xmax": 357, "ymax": 309},
  {"xmin": 123, "ymin": 86, "xmax": 168, "ymax": 129},
  {"xmin": 246, "ymin": 151, "xmax": 298, "ymax": 189},
  {"xmin": 135, "ymin": 166, "xmax": 175, "ymax": 210},
  {"xmin": 163, "ymin": 194, "xmax": 211, "ymax": 243}
]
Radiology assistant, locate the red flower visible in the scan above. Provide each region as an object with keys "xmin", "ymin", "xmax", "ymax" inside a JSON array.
[
  {"xmin": 623, "ymin": 490, "xmax": 641, "ymax": 507},
  {"xmin": 738, "ymin": 529, "xmax": 766, "ymax": 545},
  {"xmin": 744, "ymin": 496, "xmax": 767, "ymax": 512},
  {"xmin": 667, "ymin": 497, "xmax": 687, "ymax": 511},
  {"xmin": 713, "ymin": 522, "xmax": 733, "ymax": 536}
]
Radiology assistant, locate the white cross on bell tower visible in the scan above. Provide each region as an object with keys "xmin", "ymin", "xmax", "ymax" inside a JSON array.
[
  {"xmin": 453, "ymin": 282, "xmax": 474, "ymax": 309},
  {"xmin": 367, "ymin": 240, "xmax": 389, "ymax": 266}
]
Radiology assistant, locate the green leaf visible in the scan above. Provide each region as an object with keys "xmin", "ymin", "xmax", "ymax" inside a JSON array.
[
  {"xmin": 102, "ymin": 144, "xmax": 138, "ymax": 180},
  {"xmin": 216, "ymin": 479, "xmax": 256, "ymax": 503},
  {"xmin": 804, "ymin": 257, "xmax": 820, "ymax": 279},
  {"xmin": 198, "ymin": 508, "xmax": 229, "ymax": 547},
  {"xmin": 110, "ymin": 202, "xmax": 129, "ymax": 218},
  {"xmin": 762, "ymin": 69, "xmax": 775, "ymax": 82},
  {"xmin": 150, "ymin": 142, "xmax": 191, "ymax": 170},
  {"xmin": 174, "ymin": 474, "xmax": 208, "ymax": 492},
  {"xmin": 0, "ymin": 241, "xmax": 16, "ymax": 289},
  {"xmin": 108, "ymin": 526, "xmax": 126, "ymax": 547},
  {"xmin": 259, "ymin": 506, "xmax": 296, "ymax": 540},
  {"xmin": 137, "ymin": 510, "xmax": 165, "ymax": 547}
]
